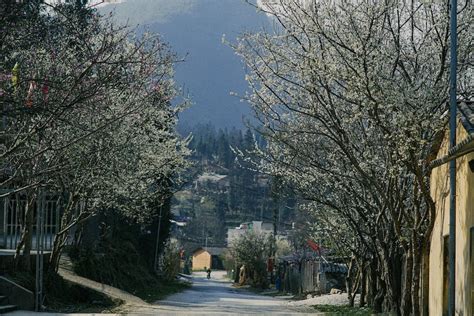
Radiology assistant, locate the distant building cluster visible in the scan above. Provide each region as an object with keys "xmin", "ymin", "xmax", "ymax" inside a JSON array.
[{"xmin": 226, "ymin": 221, "xmax": 274, "ymax": 246}]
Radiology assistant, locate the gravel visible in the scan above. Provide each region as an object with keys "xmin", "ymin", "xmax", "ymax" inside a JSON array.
[{"xmin": 288, "ymin": 293, "xmax": 360, "ymax": 307}]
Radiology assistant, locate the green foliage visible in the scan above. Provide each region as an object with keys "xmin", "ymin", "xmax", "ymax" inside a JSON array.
[
  {"xmin": 70, "ymin": 207, "xmax": 188, "ymax": 302},
  {"xmin": 7, "ymin": 271, "xmax": 118, "ymax": 312},
  {"xmin": 230, "ymin": 231, "xmax": 272, "ymax": 288},
  {"xmin": 162, "ymin": 239, "xmax": 182, "ymax": 282},
  {"xmin": 72, "ymin": 241, "xmax": 154, "ymax": 292},
  {"xmin": 275, "ymin": 238, "xmax": 292, "ymax": 260},
  {"xmin": 71, "ymin": 237, "xmax": 189, "ymax": 303},
  {"xmin": 44, "ymin": 273, "xmax": 120, "ymax": 313},
  {"xmin": 221, "ymin": 248, "xmax": 235, "ymax": 272}
]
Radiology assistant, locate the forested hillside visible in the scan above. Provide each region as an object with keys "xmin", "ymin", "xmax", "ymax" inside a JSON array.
[{"xmin": 173, "ymin": 124, "xmax": 297, "ymax": 247}]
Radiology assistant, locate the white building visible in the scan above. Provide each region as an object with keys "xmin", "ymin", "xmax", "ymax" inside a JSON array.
[{"xmin": 226, "ymin": 221, "xmax": 274, "ymax": 246}]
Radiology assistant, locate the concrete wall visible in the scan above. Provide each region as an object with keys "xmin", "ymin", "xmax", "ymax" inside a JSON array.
[
  {"xmin": 192, "ymin": 249, "xmax": 211, "ymax": 270},
  {"xmin": 429, "ymin": 122, "xmax": 473, "ymax": 315}
]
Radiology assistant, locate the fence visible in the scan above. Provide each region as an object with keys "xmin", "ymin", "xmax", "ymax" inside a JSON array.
[
  {"xmin": 278, "ymin": 256, "xmax": 347, "ymax": 295},
  {"xmin": 0, "ymin": 192, "xmax": 60, "ymax": 251}
]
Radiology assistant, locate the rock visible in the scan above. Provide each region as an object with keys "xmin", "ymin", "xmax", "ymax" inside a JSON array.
[{"xmin": 329, "ymin": 288, "xmax": 343, "ymax": 294}]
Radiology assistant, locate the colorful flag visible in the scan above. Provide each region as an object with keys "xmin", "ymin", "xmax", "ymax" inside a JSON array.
[{"xmin": 307, "ymin": 239, "xmax": 321, "ymax": 255}]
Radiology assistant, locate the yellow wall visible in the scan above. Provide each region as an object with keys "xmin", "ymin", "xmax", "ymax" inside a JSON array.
[
  {"xmin": 192, "ymin": 249, "xmax": 211, "ymax": 271},
  {"xmin": 429, "ymin": 122, "xmax": 474, "ymax": 315}
]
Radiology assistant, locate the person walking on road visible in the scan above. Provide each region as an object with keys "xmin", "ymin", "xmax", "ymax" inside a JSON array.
[{"xmin": 206, "ymin": 268, "xmax": 211, "ymax": 279}]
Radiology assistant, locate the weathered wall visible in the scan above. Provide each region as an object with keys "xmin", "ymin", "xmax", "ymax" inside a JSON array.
[
  {"xmin": 192, "ymin": 249, "xmax": 211, "ymax": 270},
  {"xmin": 429, "ymin": 122, "xmax": 473, "ymax": 315}
]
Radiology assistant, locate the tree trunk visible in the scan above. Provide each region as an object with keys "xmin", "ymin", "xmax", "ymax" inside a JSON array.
[
  {"xmin": 14, "ymin": 192, "xmax": 36, "ymax": 271},
  {"xmin": 359, "ymin": 262, "xmax": 367, "ymax": 307},
  {"xmin": 378, "ymin": 241, "xmax": 401, "ymax": 314},
  {"xmin": 411, "ymin": 241, "xmax": 422, "ymax": 316},
  {"xmin": 401, "ymin": 248, "xmax": 413, "ymax": 316},
  {"xmin": 420, "ymin": 243, "xmax": 430, "ymax": 316},
  {"xmin": 346, "ymin": 254, "xmax": 356, "ymax": 307},
  {"xmin": 373, "ymin": 272, "xmax": 386, "ymax": 313},
  {"xmin": 48, "ymin": 195, "xmax": 75, "ymax": 273},
  {"xmin": 350, "ymin": 270, "xmax": 361, "ymax": 307},
  {"xmin": 49, "ymin": 232, "xmax": 67, "ymax": 273},
  {"xmin": 367, "ymin": 257, "xmax": 378, "ymax": 308}
]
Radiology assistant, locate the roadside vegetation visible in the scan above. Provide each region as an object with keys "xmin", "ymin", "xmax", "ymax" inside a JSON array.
[
  {"xmin": 7, "ymin": 270, "xmax": 120, "ymax": 313},
  {"xmin": 227, "ymin": 231, "xmax": 273, "ymax": 289},
  {"xmin": 68, "ymin": 211, "xmax": 190, "ymax": 303},
  {"xmin": 1, "ymin": 0, "xmax": 189, "ymax": 311},
  {"xmin": 233, "ymin": 0, "xmax": 473, "ymax": 314}
]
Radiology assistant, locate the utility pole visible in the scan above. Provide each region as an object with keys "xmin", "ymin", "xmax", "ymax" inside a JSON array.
[
  {"xmin": 35, "ymin": 189, "xmax": 45, "ymax": 312},
  {"xmin": 448, "ymin": 0, "xmax": 458, "ymax": 314},
  {"xmin": 35, "ymin": 191, "xmax": 40, "ymax": 312},
  {"xmin": 154, "ymin": 204, "xmax": 163, "ymax": 273}
]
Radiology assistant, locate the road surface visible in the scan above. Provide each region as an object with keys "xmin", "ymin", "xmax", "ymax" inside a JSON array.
[
  {"xmin": 10, "ymin": 271, "xmax": 317, "ymax": 315},
  {"xmin": 131, "ymin": 271, "xmax": 315, "ymax": 315}
]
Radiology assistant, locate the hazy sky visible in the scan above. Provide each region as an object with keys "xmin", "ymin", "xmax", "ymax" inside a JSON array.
[
  {"xmin": 98, "ymin": 0, "xmax": 269, "ymax": 129},
  {"xmin": 99, "ymin": 0, "xmax": 199, "ymax": 25}
]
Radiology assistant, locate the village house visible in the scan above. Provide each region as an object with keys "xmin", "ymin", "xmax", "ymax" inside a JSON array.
[
  {"xmin": 226, "ymin": 221, "xmax": 274, "ymax": 246},
  {"xmin": 191, "ymin": 247, "xmax": 225, "ymax": 271},
  {"xmin": 195, "ymin": 173, "xmax": 230, "ymax": 192},
  {"xmin": 429, "ymin": 101, "xmax": 474, "ymax": 315}
]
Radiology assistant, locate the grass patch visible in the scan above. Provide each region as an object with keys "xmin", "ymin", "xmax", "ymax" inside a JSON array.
[
  {"xmin": 313, "ymin": 304, "xmax": 373, "ymax": 315},
  {"xmin": 44, "ymin": 273, "xmax": 122, "ymax": 313},
  {"xmin": 134, "ymin": 278, "xmax": 191, "ymax": 303},
  {"xmin": 6, "ymin": 271, "xmax": 121, "ymax": 313},
  {"xmin": 69, "ymin": 241, "xmax": 191, "ymax": 304}
]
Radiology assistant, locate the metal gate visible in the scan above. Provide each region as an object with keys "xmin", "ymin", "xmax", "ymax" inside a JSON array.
[{"xmin": 1, "ymin": 193, "xmax": 60, "ymax": 251}]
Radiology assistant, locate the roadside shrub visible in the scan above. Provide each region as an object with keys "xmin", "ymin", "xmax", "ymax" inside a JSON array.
[
  {"xmin": 230, "ymin": 231, "xmax": 272, "ymax": 288},
  {"xmin": 71, "ymin": 240, "xmax": 153, "ymax": 292},
  {"xmin": 162, "ymin": 239, "xmax": 181, "ymax": 281}
]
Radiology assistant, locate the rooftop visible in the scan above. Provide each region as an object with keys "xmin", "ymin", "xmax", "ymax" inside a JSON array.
[
  {"xmin": 459, "ymin": 101, "xmax": 474, "ymax": 134},
  {"xmin": 193, "ymin": 247, "xmax": 226, "ymax": 256},
  {"xmin": 430, "ymin": 101, "xmax": 474, "ymax": 169},
  {"xmin": 196, "ymin": 173, "xmax": 228, "ymax": 183}
]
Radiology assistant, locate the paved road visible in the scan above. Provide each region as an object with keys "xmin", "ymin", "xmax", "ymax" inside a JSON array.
[
  {"xmin": 10, "ymin": 271, "xmax": 317, "ymax": 315},
  {"xmin": 130, "ymin": 271, "xmax": 315, "ymax": 315}
]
